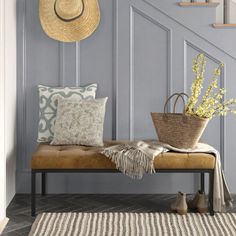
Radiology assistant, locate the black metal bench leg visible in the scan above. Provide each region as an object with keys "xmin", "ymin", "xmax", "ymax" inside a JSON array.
[
  {"xmin": 209, "ymin": 171, "xmax": 215, "ymax": 216},
  {"xmin": 42, "ymin": 172, "xmax": 46, "ymax": 196},
  {"xmin": 200, "ymin": 173, "xmax": 205, "ymax": 193},
  {"xmin": 31, "ymin": 170, "xmax": 36, "ymax": 217}
]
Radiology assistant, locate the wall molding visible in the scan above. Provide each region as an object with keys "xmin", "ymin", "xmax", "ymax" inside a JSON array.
[
  {"xmin": 59, "ymin": 42, "xmax": 65, "ymax": 86},
  {"xmin": 60, "ymin": 42, "xmax": 81, "ymax": 86},
  {"xmin": 17, "ymin": 0, "xmax": 27, "ymax": 171},
  {"xmin": 183, "ymin": 40, "xmax": 226, "ymax": 167},
  {"xmin": 0, "ymin": 218, "xmax": 9, "ymax": 234},
  {"xmin": 112, "ymin": 0, "xmax": 119, "ymax": 140},
  {"xmin": 143, "ymin": 0, "xmax": 236, "ymax": 61},
  {"xmin": 75, "ymin": 42, "xmax": 81, "ymax": 86},
  {"xmin": 129, "ymin": 6, "xmax": 172, "ymax": 139},
  {"xmin": 16, "ymin": 0, "xmax": 236, "ymax": 193},
  {"xmin": 113, "ymin": 0, "xmax": 119, "ymax": 139},
  {"xmin": 129, "ymin": 6, "xmax": 134, "ymax": 140}
]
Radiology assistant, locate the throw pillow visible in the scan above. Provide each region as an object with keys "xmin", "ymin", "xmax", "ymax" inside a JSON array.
[
  {"xmin": 37, "ymin": 84, "xmax": 97, "ymax": 142},
  {"xmin": 51, "ymin": 97, "xmax": 108, "ymax": 147}
]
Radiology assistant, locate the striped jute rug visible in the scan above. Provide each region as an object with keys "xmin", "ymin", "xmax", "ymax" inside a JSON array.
[{"xmin": 29, "ymin": 212, "xmax": 236, "ymax": 236}]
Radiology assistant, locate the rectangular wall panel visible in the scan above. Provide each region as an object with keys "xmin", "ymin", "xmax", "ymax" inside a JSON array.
[
  {"xmin": 132, "ymin": 9, "xmax": 170, "ymax": 140},
  {"xmin": 185, "ymin": 41, "xmax": 224, "ymax": 163}
]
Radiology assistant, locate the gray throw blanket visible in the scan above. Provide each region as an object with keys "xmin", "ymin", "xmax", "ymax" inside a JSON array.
[{"xmin": 101, "ymin": 141, "xmax": 232, "ymax": 213}]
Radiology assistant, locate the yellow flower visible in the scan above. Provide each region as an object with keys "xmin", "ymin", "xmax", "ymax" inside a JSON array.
[
  {"xmin": 214, "ymin": 68, "xmax": 221, "ymax": 76},
  {"xmin": 215, "ymin": 94, "xmax": 223, "ymax": 100},
  {"xmin": 185, "ymin": 54, "xmax": 236, "ymax": 119},
  {"xmin": 220, "ymin": 88, "xmax": 226, "ymax": 94},
  {"xmin": 220, "ymin": 63, "xmax": 224, "ymax": 67}
]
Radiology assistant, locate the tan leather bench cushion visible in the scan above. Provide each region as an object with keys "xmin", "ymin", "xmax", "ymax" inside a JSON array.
[{"xmin": 31, "ymin": 141, "xmax": 215, "ymax": 170}]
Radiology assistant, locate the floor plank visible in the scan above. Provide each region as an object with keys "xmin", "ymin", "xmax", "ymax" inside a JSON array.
[{"xmin": 2, "ymin": 194, "xmax": 236, "ymax": 235}]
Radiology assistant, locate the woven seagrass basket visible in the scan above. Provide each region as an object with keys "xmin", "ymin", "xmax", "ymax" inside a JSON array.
[{"xmin": 151, "ymin": 93, "xmax": 209, "ymax": 149}]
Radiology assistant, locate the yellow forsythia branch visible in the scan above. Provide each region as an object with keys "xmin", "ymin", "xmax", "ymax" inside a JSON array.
[{"xmin": 185, "ymin": 54, "xmax": 236, "ymax": 119}]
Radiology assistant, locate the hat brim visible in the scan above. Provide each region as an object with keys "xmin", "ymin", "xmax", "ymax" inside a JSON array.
[{"xmin": 39, "ymin": 0, "xmax": 100, "ymax": 42}]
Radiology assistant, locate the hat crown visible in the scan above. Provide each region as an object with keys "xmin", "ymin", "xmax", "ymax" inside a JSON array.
[{"xmin": 55, "ymin": 0, "xmax": 84, "ymax": 21}]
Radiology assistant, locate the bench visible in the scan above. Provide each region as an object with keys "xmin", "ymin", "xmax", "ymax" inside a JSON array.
[{"xmin": 31, "ymin": 141, "xmax": 216, "ymax": 216}]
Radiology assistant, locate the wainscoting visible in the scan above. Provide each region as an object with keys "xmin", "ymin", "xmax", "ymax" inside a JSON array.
[{"xmin": 16, "ymin": 0, "xmax": 236, "ymax": 194}]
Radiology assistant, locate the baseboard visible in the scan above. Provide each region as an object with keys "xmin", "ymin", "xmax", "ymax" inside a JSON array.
[{"xmin": 0, "ymin": 218, "xmax": 9, "ymax": 234}]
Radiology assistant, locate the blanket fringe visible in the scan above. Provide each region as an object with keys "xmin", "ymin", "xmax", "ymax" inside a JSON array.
[
  {"xmin": 101, "ymin": 145, "xmax": 155, "ymax": 179},
  {"xmin": 101, "ymin": 141, "xmax": 233, "ymax": 213}
]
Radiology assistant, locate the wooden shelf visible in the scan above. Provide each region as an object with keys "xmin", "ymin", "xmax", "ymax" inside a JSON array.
[
  {"xmin": 213, "ymin": 23, "xmax": 236, "ymax": 28},
  {"xmin": 178, "ymin": 2, "xmax": 220, "ymax": 7}
]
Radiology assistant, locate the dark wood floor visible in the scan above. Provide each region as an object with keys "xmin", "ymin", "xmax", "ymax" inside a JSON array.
[{"xmin": 2, "ymin": 194, "xmax": 236, "ymax": 236}]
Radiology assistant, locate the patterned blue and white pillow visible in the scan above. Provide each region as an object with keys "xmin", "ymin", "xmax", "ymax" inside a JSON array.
[{"xmin": 37, "ymin": 84, "xmax": 97, "ymax": 142}]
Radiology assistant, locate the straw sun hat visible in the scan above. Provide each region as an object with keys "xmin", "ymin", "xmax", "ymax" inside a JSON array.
[{"xmin": 39, "ymin": 0, "xmax": 100, "ymax": 42}]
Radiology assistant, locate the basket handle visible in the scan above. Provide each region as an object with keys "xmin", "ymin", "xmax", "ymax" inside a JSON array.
[
  {"xmin": 173, "ymin": 93, "xmax": 189, "ymax": 113},
  {"xmin": 164, "ymin": 92, "xmax": 189, "ymax": 114}
]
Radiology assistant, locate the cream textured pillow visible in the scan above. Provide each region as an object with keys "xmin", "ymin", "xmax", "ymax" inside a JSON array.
[
  {"xmin": 51, "ymin": 97, "xmax": 108, "ymax": 147},
  {"xmin": 37, "ymin": 84, "xmax": 97, "ymax": 142}
]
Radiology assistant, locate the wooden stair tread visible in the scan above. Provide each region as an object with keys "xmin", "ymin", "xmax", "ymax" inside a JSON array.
[
  {"xmin": 213, "ymin": 23, "xmax": 236, "ymax": 28},
  {"xmin": 178, "ymin": 2, "xmax": 220, "ymax": 7}
]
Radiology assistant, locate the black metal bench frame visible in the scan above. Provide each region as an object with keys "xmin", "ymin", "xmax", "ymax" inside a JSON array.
[{"xmin": 31, "ymin": 168, "xmax": 214, "ymax": 217}]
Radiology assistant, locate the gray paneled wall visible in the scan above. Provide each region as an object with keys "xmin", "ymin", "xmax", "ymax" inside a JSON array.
[{"xmin": 17, "ymin": 0, "xmax": 236, "ymax": 194}]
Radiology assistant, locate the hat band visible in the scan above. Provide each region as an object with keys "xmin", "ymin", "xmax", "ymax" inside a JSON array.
[{"xmin": 54, "ymin": 0, "xmax": 85, "ymax": 22}]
